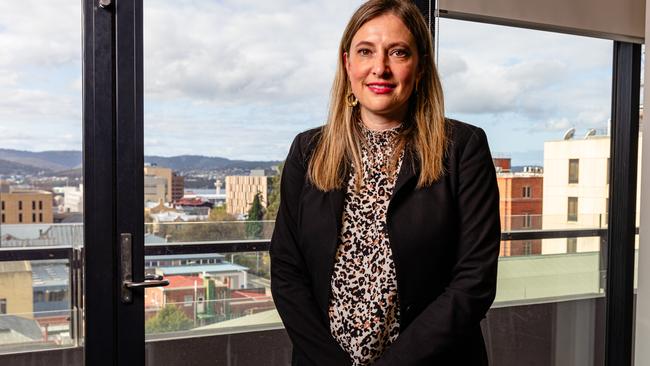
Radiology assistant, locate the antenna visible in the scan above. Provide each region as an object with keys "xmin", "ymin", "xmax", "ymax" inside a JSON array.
[
  {"xmin": 584, "ymin": 128, "xmax": 596, "ymax": 138},
  {"xmin": 563, "ymin": 128, "xmax": 575, "ymax": 140}
]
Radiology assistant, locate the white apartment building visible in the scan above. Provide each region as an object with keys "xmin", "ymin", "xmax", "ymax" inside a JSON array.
[
  {"xmin": 54, "ymin": 184, "xmax": 84, "ymax": 213},
  {"xmin": 542, "ymin": 131, "xmax": 642, "ymax": 254}
]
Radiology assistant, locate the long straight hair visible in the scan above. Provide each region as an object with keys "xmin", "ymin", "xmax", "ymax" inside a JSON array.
[{"xmin": 308, "ymin": 0, "xmax": 447, "ymax": 192}]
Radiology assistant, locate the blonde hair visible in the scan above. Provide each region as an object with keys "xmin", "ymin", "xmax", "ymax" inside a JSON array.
[{"xmin": 308, "ymin": 0, "xmax": 447, "ymax": 192}]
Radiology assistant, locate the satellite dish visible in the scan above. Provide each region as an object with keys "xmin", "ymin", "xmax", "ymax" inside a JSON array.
[
  {"xmin": 584, "ymin": 128, "xmax": 596, "ymax": 138},
  {"xmin": 563, "ymin": 128, "xmax": 575, "ymax": 140}
]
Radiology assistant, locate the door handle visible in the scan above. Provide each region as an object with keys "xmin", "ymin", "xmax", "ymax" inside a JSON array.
[
  {"xmin": 124, "ymin": 275, "xmax": 169, "ymax": 289},
  {"xmin": 120, "ymin": 233, "xmax": 169, "ymax": 303}
]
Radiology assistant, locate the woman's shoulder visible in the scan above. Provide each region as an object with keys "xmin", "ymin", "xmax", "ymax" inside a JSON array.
[
  {"xmin": 286, "ymin": 126, "xmax": 324, "ymax": 165},
  {"xmin": 445, "ymin": 118, "xmax": 491, "ymax": 155},
  {"xmin": 445, "ymin": 118, "xmax": 486, "ymax": 143}
]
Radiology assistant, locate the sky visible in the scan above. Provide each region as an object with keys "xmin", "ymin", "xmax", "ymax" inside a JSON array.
[{"xmin": 0, "ymin": 0, "xmax": 617, "ymax": 166}]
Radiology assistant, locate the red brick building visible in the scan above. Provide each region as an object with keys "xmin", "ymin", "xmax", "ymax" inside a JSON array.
[{"xmin": 495, "ymin": 158, "xmax": 544, "ymax": 256}]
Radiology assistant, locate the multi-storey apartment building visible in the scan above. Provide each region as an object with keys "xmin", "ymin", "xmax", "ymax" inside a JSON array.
[
  {"xmin": 494, "ymin": 158, "xmax": 544, "ymax": 256},
  {"xmin": 225, "ymin": 170, "xmax": 270, "ymax": 216},
  {"xmin": 0, "ymin": 189, "xmax": 53, "ymax": 224},
  {"xmin": 542, "ymin": 130, "xmax": 642, "ymax": 254}
]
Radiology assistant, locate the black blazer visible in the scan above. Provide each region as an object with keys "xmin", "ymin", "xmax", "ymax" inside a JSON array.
[{"xmin": 270, "ymin": 119, "xmax": 501, "ymax": 366}]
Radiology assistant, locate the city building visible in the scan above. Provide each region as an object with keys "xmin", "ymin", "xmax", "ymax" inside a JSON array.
[
  {"xmin": 173, "ymin": 197, "xmax": 212, "ymax": 216},
  {"xmin": 183, "ymin": 185, "xmax": 226, "ymax": 208},
  {"xmin": 0, "ymin": 189, "xmax": 53, "ymax": 225},
  {"xmin": 145, "ymin": 253, "xmax": 249, "ymax": 290},
  {"xmin": 144, "ymin": 166, "xmax": 184, "ymax": 203},
  {"xmin": 225, "ymin": 171, "xmax": 271, "ymax": 216},
  {"xmin": 53, "ymin": 185, "xmax": 83, "ymax": 213},
  {"xmin": 0, "ymin": 261, "xmax": 33, "ymax": 317},
  {"xmin": 144, "ymin": 175, "xmax": 168, "ymax": 204},
  {"xmin": 172, "ymin": 175, "xmax": 184, "ymax": 202},
  {"xmin": 494, "ymin": 158, "xmax": 544, "ymax": 256},
  {"xmin": 542, "ymin": 129, "xmax": 642, "ymax": 254}
]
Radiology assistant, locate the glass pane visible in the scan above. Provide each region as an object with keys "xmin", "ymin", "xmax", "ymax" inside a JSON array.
[
  {"xmin": 143, "ymin": 250, "xmax": 274, "ymax": 338},
  {"xmin": 437, "ymin": 17, "xmax": 612, "ymax": 364},
  {"xmin": 0, "ymin": 0, "xmax": 83, "ymax": 359},
  {"xmin": 142, "ymin": 0, "xmax": 365, "ymax": 345}
]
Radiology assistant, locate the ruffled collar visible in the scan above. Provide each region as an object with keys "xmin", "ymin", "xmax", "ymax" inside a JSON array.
[{"xmin": 358, "ymin": 121, "xmax": 402, "ymax": 145}]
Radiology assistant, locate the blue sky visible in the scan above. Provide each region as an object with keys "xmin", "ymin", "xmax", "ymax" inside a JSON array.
[{"xmin": 0, "ymin": 0, "xmax": 615, "ymax": 166}]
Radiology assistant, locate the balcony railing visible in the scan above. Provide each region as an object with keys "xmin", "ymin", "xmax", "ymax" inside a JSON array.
[{"xmin": 0, "ymin": 219, "xmax": 638, "ymax": 357}]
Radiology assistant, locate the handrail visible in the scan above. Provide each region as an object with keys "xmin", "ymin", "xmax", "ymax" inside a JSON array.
[{"xmin": 0, "ymin": 227, "xmax": 628, "ymax": 261}]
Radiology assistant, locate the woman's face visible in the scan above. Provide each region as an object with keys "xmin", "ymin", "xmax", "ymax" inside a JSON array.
[{"xmin": 344, "ymin": 13, "xmax": 420, "ymax": 124}]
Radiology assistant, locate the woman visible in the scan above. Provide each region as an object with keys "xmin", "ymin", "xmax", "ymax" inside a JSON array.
[{"xmin": 270, "ymin": 1, "xmax": 500, "ymax": 365}]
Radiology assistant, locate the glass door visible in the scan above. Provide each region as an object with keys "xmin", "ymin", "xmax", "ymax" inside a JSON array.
[
  {"xmin": 139, "ymin": 0, "xmax": 365, "ymax": 364},
  {"xmin": 0, "ymin": 0, "xmax": 85, "ymax": 363}
]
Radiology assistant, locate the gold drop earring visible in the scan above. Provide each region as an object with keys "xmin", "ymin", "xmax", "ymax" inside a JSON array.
[{"xmin": 346, "ymin": 92, "xmax": 358, "ymax": 108}]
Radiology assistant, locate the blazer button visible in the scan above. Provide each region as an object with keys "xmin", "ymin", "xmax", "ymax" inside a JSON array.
[{"xmin": 405, "ymin": 305, "xmax": 412, "ymax": 313}]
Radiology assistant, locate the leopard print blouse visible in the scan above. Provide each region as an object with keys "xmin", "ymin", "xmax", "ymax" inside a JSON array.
[{"xmin": 328, "ymin": 122, "xmax": 404, "ymax": 366}]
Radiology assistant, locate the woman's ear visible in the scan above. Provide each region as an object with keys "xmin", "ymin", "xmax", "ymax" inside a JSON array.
[{"xmin": 343, "ymin": 52, "xmax": 351, "ymax": 75}]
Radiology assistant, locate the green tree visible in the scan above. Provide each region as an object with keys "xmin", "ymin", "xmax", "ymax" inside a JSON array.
[
  {"xmin": 145, "ymin": 305, "xmax": 193, "ymax": 334},
  {"xmin": 264, "ymin": 162, "xmax": 283, "ymax": 220},
  {"xmin": 246, "ymin": 192, "xmax": 265, "ymax": 239}
]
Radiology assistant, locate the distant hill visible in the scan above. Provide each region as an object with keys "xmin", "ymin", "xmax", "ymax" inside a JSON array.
[
  {"xmin": 0, "ymin": 158, "xmax": 53, "ymax": 176},
  {"xmin": 0, "ymin": 149, "xmax": 279, "ymax": 175},
  {"xmin": 145, "ymin": 155, "xmax": 279, "ymax": 171},
  {"xmin": 0, "ymin": 149, "xmax": 81, "ymax": 172}
]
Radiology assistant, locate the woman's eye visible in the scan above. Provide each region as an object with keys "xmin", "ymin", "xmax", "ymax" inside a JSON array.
[
  {"xmin": 391, "ymin": 49, "xmax": 409, "ymax": 57},
  {"xmin": 358, "ymin": 48, "xmax": 372, "ymax": 56}
]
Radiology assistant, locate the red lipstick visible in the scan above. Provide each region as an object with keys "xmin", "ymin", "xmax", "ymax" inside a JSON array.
[{"xmin": 367, "ymin": 82, "xmax": 396, "ymax": 94}]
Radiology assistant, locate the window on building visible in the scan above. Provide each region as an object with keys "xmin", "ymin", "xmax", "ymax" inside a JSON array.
[
  {"xmin": 34, "ymin": 291, "xmax": 45, "ymax": 302},
  {"xmin": 18, "ymin": 213, "xmax": 23, "ymax": 223},
  {"xmin": 39, "ymin": 201, "xmax": 43, "ymax": 210},
  {"xmin": 39, "ymin": 213, "xmax": 43, "ymax": 222},
  {"xmin": 568, "ymin": 197, "xmax": 578, "ymax": 222},
  {"xmin": 32, "ymin": 201, "xmax": 36, "ymax": 210},
  {"xmin": 523, "ymin": 213, "xmax": 532, "ymax": 228},
  {"xmin": 184, "ymin": 295, "xmax": 193, "ymax": 307},
  {"xmin": 32, "ymin": 213, "xmax": 36, "ymax": 222},
  {"xmin": 567, "ymin": 238, "xmax": 578, "ymax": 253},
  {"xmin": 568, "ymin": 159, "xmax": 579, "ymax": 183},
  {"xmin": 1, "ymin": 214, "xmax": 4, "ymax": 223},
  {"xmin": 0, "ymin": 299, "xmax": 6, "ymax": 314},
  {"xmin": 1, "ymin": 201, "xmax": 4, "ymax": 210},
  {"xmin": 18, "ymin": 201, "xmax": 22, "ymax": 210},
  {"xmin": 522, "ymin": 186, "xmax": 532, "ymax": 198},
  {"xmin": 523, "ymin": 241, "xmax": 533, "ymax": 256},
  {"xmin": 47, "ymin": 290, "xmax": 66, "ymax": 302}
]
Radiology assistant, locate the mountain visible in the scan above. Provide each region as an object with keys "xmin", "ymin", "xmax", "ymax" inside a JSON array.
[
  {"xmin": 0, "ymin": 159, "xmax": 53, "ymax": 176},
  {"xmin": 0, "ymin": 149, "xmax": 81, "ymax": 172},
  {"xmin": 0, "ymin": 149, "xmax": 279, "ymax": 175},
  {"xmin": 145, "ymin": 155, "xmax": 279, "ymax": 171}
]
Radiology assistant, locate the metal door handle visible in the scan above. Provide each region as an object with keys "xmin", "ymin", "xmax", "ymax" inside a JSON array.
[
  {"xmin": 123, "ymin": 278, "xmax": 169, "ymax": 289},
  {"xmin": 120, "ymin": 233, "xmax": 169, "ymax": 303}
]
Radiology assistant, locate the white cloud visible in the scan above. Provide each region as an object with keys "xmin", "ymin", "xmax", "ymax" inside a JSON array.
[
  {"xmin": 437, "ymin": 18, "xmax": 612, "ymax": 134},
  {"xmin": 0, "ymin": 1, "xmax": 618, "ymax": 163}
]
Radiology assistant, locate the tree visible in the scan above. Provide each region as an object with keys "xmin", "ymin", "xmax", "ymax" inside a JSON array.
[
  {"xmin": 264, "ymin": 162, "xmax": 283, "ymax": 220},
  {"xmin": 145, "ymin": 305, "xmax": 193, "ymax": 334},
  {"xmin": 246, "ymin": 192, "xmax": 265, "ymax": 239}
]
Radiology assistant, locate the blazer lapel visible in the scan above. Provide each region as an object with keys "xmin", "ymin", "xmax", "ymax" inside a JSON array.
[
  {"xmin": 393, "ymin": 147, "xmax": 418, "ymax": 197},
  {"xmin": 328, "ymin": 187, "xmax": 345, "ymax": 235}
]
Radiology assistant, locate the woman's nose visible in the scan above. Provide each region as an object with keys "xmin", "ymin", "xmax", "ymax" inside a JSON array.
[{"xmin": 372, "ymin": 54, "xmax": 390, "ymax": 77}]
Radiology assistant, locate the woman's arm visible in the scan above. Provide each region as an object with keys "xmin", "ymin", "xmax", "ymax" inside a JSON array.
[
  {"xmin": 270, "ymin": 132, "xmax": 351, "ymax": 366},
  {"xmin": 373, "ymin": 127, "xmax": 501, "ymax": 365}
]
